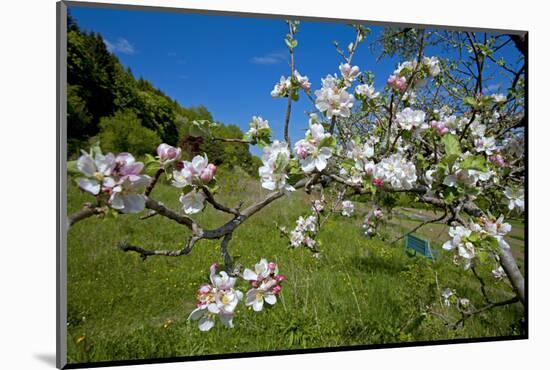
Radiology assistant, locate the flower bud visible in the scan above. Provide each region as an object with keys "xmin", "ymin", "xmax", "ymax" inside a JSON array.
[
  {"xmin": 373, "ymin": 178, "xmax": 384, "ymax": 187},
  {"xmin": 268, "ymin": 262, "xmax": 278, "ymax": 271},
  {"xmin": 157, "ymin": 143, "xmax": 181, "ymax": 163},
  {"xmin": 275, "ymin": 274, "xmax": 285, "ymax": 283},
  {"xmin": 272, "ymin": 285, "xmax": 282, "ymax": 295},
  {"xmin": 251, "ymin": 280, "xmax": 259, "ymax": 288},
  {"xmin": 200, "ymin": 164, "xmax": 216, "ymax": 183}
]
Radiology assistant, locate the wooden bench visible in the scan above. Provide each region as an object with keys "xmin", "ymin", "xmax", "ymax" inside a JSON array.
[{"xmin": 404, "ymin": 234, "xmax": 437, "ymax": 261}]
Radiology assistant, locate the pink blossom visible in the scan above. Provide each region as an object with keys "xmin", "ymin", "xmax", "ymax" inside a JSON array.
[
  {"xmin": 489, "ymin": 154, "xmax": 506, "ymax": 167},
  {"xmin": 200, "ymin": 163, "xmax": 217, "ymax": 183},
  {"xmin": 387, "ymin": 74, "xmax": 407, "ymax": 92},
  {"xmin": 157, "ymin": 143, "xmax": 182, "ymax": 164},
  {"xmin": 431, "ymin": 120, "xmax": 449, "ymax": 135},
  {"xmin": 373, "ymin": 178, "xmax": 384, "ymax": 187}
]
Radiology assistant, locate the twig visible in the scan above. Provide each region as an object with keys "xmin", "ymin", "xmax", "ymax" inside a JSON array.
[
  {"xmin": 145, "ymin": 168, "xmax": 164, "ymax": 196},
  {"xmin": 201, "ymin": 186, "xmax": 241, "ymax": 216},
  {"xmin": 212, "ymin": 137, "xmax": 252, "ymax": 144},
  {"xmin": 68, "ymin": 204, "xmax": 103, "ymax": 227},
  {"xmin": 390, "ymin": 209, "xmax": 448, "ymax": 245}
]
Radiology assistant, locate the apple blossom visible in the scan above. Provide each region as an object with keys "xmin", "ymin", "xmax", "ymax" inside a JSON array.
[
  {"xmin": 431, "ymin": 120, "xmax": 449, "ymax": 135},
  {"xmin": 258, "ymin": 140, "xmax": 294, "ymax": 191},
  {"xmin": 355, "ymin": 83, "xmax": 379, "ymax": 99},
  {"xmin": 374, "ymin": 154, "xmax": 418, "ymax": 190},
  {"xmin": 200, "ymin": 164, "xmax": 217, "ymax": 183},
  {"xmin": 188, "ymin": 263, "xmax": 243, "ymax": 331},
  {"xmin": 395, "ymin": 108, "xmax": 426, "ymax": 131},
  {"xmin": 157, "ymin": 143, "xmax": 181, "ymax": 165},
  {"xmin": 339, "ymin": 63, "xmax": 360, "ymax": 86},
  {"xmin": 172, "ymin": 154, "xmax": 215, "ymax": 188},
  {"xmin": 180, "ymin": 189, "xmax": 206, "ymax": 215},
  {"xmin": 294, "ymin": 121, "xmax": 334, "ymax": 173},
  {"xmin": 290, "ymin": 230, "xmax": 305, "ymax": 247},
  {"xmin": 442, "ymin": 225, "xmax": 476, "ymax": 269},
  {"xmin": 311, "ymin": 199, "xmax": 325, "ymax": 213},
  {"xmin": 422, "ymin": 56, "xmax": 441, "ymax": 77},
  {"xmin": 474, "ymin": 136, "xmax": 497, "ymax": 155},
  {"xmin": 76, "ymin": 151, "xmax": 151, "ymax": 213},
  {"xmin": 246, "ymin": 116, "xmax": 271, "ymax": 140},
  {"xmin": 243, "ymin": 259, "xmax": 284, "ymax": 312},
  {"xmin": 341, "ymin": 200, "xmax": 355, "ymax": 217},
  {"xmin": 315, "ymin": 74, "xmax": 355, "ymax": 118},
  {"xmin": 489, "ymin": 154, "xmax": 506, "ymax": 167},
  {"xmin": 109, "ymin": 174, "xmax": 151, "ymax": 214},
  {"xmin": 504, "ymin": 187, "xmax": 524, "ymax": 212},
  {"xmin": 271, "ymin": 75, "xmax": 291, "ymax": 98},
  {"xmin": 294, "ymin": 70, "xmax": 311, "ymax": 91},
  {"xmin": 76, "ymin": 151, "xmax": 116, "ymax": 195},
  {"xmin": 387, "ymin": 74, "xmax": 407, "ymax": 92},
  {"xmin": 482, "ymin": 215, "xmax": 512, "ymax": 250}
]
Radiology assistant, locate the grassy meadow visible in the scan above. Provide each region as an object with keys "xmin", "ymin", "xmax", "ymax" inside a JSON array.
[{"xmin": 66, "ymin": 167, "xmax": 525, "ymax": 364}]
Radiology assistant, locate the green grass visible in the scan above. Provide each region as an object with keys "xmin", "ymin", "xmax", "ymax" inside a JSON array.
[{"xmin": 66, "ymin": 168, "xmax": 525, "ymax": 364}]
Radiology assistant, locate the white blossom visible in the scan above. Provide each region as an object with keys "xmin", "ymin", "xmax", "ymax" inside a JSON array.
[
  {"xmin": 188, "ymin": 264, "xmax": 243, "ymax": 331},
  {"xmin": 341, "ymin": 200, "xmax": 355, "ymax": 217},
  {"xmin": 315, "ymin": 75, "xmax": 355, "ymax": 118},
  {"xmin": 246, "ymin": 116, "xmax": 270, "ymax": 138},
  {"xmin": 180, "ymin": 190, "xmax": 206, "ymax": 215},
  {"xmin": 422, "ymin": 56, "xmax": 441, "ymax": 77},
  {"xmin": 374, "ymin": 154, "xmax": 418, "ymax": 190},
  {"xmin": 258, "ymin": 141, "xmax": 294, "ymax": 191},
  {"xmin": 504, "ymin": 187, "xmax": 524, "ymax": 212},
  {"xmin": 355, "ymin": 84, "xmax": 379, "ymax": 99},
  {"xmin": 294, "ymin": 122, "xmax": 333, "ymax": 173},
  {"xmin": 395, "ymin": 108, "xmax": 426, "ymax": 131}
]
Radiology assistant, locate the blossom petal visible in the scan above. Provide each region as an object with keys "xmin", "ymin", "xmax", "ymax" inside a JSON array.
[
  {"xmin": 76, "ymin": 154, "xmax": 96, "ymax": 177},
  {"xmin": 264, "ymin": 293, "xmax": 277, "ymax": 305},
  {"xmin": 252, "ymin": 298, "xmax": 264, "ymax": 312},
  {"xmin": 188, "ymin": 307, "xmax": 205, "ymax": 321},
  {"xmin": 198, "ymin": 316, "xmax": 215, "ymax": 332},
  {"xmin": 243, "ymin": 268, "xmax": 258, "ymax": 281},
  {"xmin": 77, "ymin": 178, "xmax": 100, "ymax": 195},
  {"xmin": 442, "ymin": 240, "xmax": 455, "ymax": 251}
]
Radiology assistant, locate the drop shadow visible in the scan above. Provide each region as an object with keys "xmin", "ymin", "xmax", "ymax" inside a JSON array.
[{"xmin": 34, "ymin": 353, "xmax": 57, "ymax": 367}]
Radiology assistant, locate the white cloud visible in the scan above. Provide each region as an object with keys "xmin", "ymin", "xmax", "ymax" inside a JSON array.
[
  {"xmin": 250, "ymin": 52, "xmax": 287, "ymax": 65},
  {"xmin": 105, "ymin": 38, "xmax": 135, "ymax": 55},
  {"xmin": 485, "ymin": 83, "xmax": 502, "ymax": 93}
]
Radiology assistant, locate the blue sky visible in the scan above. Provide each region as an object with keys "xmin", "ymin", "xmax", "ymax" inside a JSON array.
[{"xmin": 69, "ymin": 6, "xmax": 521, "ymax": 156}]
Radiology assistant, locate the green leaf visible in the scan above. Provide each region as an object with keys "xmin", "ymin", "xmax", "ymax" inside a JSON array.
[
  {"xmin": 442, "ymin": 134, "xmax": 461, "ymax": 157},
  {"xmin": 463, "ymin": 96, "xmax": 477, "ymax": 107},
  {"xmin": 441, "ymin": 154, "xmax": 459, "ymax": 167},
  {"xmin": 319, "ymin": 136, "xmax": 336, "ymax": 148},
  {"xmin": 443, "ymin": 188, "xmax": 459, "ymax": 204},
  {"xmin": 285, "ymin": 38, "xmax": 298, "ymax": 49},
  {"xmin": 460, "ymin": 155, "xmax": 487, "ymax": 171}
]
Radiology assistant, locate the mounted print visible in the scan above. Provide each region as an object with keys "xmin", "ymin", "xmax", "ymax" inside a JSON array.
[{"xmin": 57, "ymin": 1, "xmax": 528, "ymax": 368}]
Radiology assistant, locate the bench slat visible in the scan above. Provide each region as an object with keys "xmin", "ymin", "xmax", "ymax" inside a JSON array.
[{"xmin": 404, "ymin": 234, "xmax": 435, "ymax": 261}]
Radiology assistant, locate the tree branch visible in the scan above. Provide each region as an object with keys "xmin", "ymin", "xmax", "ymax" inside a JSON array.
[{"xmin": 68, "ymin": 204, "xmax": 103, "ymax": 227}]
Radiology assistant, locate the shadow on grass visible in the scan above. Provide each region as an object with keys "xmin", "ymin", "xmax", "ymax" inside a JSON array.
[{"xmin": 348, "ymin": 253, "xmax": 409, "ymax": 275}]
